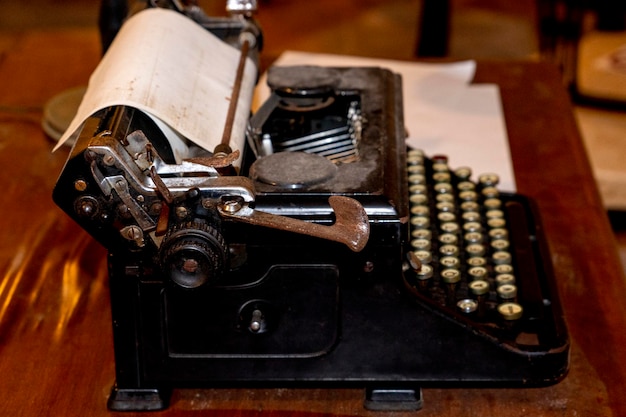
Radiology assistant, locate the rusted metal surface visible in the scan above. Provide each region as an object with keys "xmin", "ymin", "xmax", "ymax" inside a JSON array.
[{"xmin": 218, "ymin": 195, "xmax": 370, "ymax": 252}]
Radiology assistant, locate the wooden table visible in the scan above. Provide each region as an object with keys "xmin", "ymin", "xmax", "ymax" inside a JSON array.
[{"xmin": 1, "ymin": 28, "xmax": 625, "ymax": 417}]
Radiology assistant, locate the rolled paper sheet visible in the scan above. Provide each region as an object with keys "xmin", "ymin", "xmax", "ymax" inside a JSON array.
[{"xmin": 55, "ymin": 7, "xmax": 257, "ymax": 166}]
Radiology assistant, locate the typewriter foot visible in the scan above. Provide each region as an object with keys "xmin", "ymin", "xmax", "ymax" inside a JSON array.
[
  {"xmin": 107, "ymin": 385, "xmax": 170, "ymax": 411},
  {"xmin": 363, "ymin": 387, "xmax": 423, "ymax": 411}
]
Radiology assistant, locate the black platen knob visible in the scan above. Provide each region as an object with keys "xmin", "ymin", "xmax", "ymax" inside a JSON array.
[{"xmin": 160, "ymin": 221, "xmax": 227, "ymax": 288}]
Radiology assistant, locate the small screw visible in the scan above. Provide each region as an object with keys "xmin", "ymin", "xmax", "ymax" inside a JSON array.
[
  {"xmin": 149, "ymin": 201, "xmax": 163, "ymax": 216},
  {"xmin": 74, "ymin": 179, "xmax": 87, "ymax": 192},
  {"xmin": 201, "ymin": 198, "xmax": 213, "ymax": 209},
  {"xmin": 118, "ymin": 204, "xmax": 131, "ymax": 218},
  {"xmin": 120, "ymin": 225, "xmax": 144, "ymax": 247},
  {"xmin": 221, "ymin": 199, "xmax": 242, "ymax": 213},
  {"xmin": 249, "ymin": 309, "xmax": 263, "ymax": 332},
  {"xmin": 103, "ymin": 154, "xmax": 116, "ymax": 166},
  {"xmin": 75, "ymin": 197, "xmax": 98, "ymax": 218},
  {"xmin": 175, "ymin": 206, "xmax": 189, "ymax": 219}
]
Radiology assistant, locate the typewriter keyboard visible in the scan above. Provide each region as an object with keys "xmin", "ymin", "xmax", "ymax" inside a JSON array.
[{"xmin": 402, "ymin": 149, "xmax": 558, "ymax": 344}]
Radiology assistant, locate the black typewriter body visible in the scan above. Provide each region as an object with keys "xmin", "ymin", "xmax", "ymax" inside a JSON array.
[{"xmin": 52, "ymin": 5, "xmax": 569, "ymax": 412}]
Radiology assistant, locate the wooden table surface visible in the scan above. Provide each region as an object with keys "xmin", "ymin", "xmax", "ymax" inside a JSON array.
[{"xmin": 1, "ymin": 28, "xmax": 625, "ymax": 417}]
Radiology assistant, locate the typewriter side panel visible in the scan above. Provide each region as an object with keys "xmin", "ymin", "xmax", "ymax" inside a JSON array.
[{"xmin": 107, "ymin": 250, "xmax": 566, "ymax": 388}]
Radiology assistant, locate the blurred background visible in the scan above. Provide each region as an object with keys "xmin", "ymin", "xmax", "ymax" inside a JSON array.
[{"xmin": 0, "ymin": 0, "xmax": 541, "ymax": 60}]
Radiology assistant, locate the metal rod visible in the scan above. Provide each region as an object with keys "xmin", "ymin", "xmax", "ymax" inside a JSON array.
[{"xmin": 219, "ymin": 38, "xmax": 250, "ymax": 149}]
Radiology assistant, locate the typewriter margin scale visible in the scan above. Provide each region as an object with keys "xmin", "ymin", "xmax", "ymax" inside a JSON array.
[{"xmin": 51, "ymin": 0, "xmax": 569, "ymax": 412}]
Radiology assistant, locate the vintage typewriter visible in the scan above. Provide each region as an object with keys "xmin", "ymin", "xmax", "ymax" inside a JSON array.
[{"xmin": 52, "ymin": 0, "xmax": 569, "ymax": 412}]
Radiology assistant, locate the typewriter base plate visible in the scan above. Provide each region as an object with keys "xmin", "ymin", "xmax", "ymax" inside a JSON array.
[{"xmin": 107, "ymin": 386, "xmax": 425, "ymax": 412}]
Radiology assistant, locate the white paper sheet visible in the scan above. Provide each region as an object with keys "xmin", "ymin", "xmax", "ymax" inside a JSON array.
[
  {"xmin": 254, "ymin": 51, "xmax": 516, "ymax": 192},
  {"xmin": 55, "ymin": 7, "xmax": 257, "ymax": 164}
]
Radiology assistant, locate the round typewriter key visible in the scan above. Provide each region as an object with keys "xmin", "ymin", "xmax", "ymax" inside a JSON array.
[
  {"xmin": 408, "ymin": 148, "xmax": 424, "ymax": 157},
  {"xmin": 412, "ymin": 229, "xmax": 432, "ymax": 240},
  {"xmin": 463, "ymin": 221, "xmax": 482, "ymax": 233},
  {"xmin": 434, "ymin": 183, "xmax": 453, "ymax": 194},
  {"xmin": 409, "ymin": 194, "xmax": 428, "ymax": 205},
  {"xmin": 439, "ymin": 244, "xmax": 459, "ymax": 257},
  {"xmin": 498, "ymin": 302, "xmax": 523, "ymax": 320},
  {"xmin": 410, "ymin": 216, "xmax": 430, "ymax": 229},
  {"xmin": 468, "ymin": 266, "xmax": 488, "ymax": 280},
  {"xmin": 488, "ymin": 228, "xmax": 508, "ymax": 240},
  {"xmin": 454, "ymin": 167, "xmax": 472, "ymax": 180},
  {"xmin": 459, "ymin": 190, "xmax": 478, "ymax": 202},
  {"xmin": 466, "ymin": 243, "xmax": 486, "ymax": 257},
  {"xmin": 494, "ymin": 264, "xmax": 514, "ymax": 274},
  {"xmin": 487, "ymin": 218, "xmax": 507, "ymax": 229},
  {"xmin": 413, "ymin": 250, "xmax": 432, "ymax": 264},
  {"xmin": 481, "ymin": 186, "xmax": 499, "ymax": 198},
  {"xmin": 492, "ymin": 251, "xmax": 512, "ymax": 265},
  {"xmin": 484, "ymin": 198, "xmax": 502, "ymax": 210},
  {"xmin": 457, "ymin": 181, "xmax": 476, "ymax": 192},
  {"xmin": 436, "ymin": 193, "xmax": 455, "ymax": 203},
  {"xmin": 416, "ymin": 264, "xmax": 434, "ymax": 280},
  {"xmin": 497, "ymin": 284, "xmax": 518, "ymax": 299},
  {"xmin": 469, "ymin": 280, "xmax": 490, "ymax": 295},
  {"xmin": 433, "ymin": 172, "xmax": 451, "ymax": 183},
  {"xmin": 439, "ymin": 233, "xmax": 458, "ymax": 245},
  {"xmin": 467, "ymin": 256, "xmax": 486, "ymax": 267},
  {"xmin": 457, "ymin": 299, "xmax": 478, "ymax": 314},
  {"xmin": 440, "ymin": 256, "xmax": 460, "ymax": 269},
  {"xmin": 460, "ymin": 201, "xmax": 480, "ymax": 212},
  {"xmin": 410, "ymin": 205, "xmax": 429, "ymax": 217},
  {"xmin": 436, "ymin": 201, "xmax": 455, "ymax": 212},
  {"xmin": 495, "ymin": 273, "xmax": 516, "ymax": 286},
  {"xmin": 411, "ymin": 238, "xmax": 431, "ymax": 251},
  {"xmin": 464, "ymin": 231, "xmax": 483, "ymax": 243},
  {"xmin": 479, "ymin": 173, "xmax": 500, "ymax": 187},
  {"xmin": 440, "ymin": 222, "xmax": 460, "ymax": 234},
  {"xmin": 486, "ymin": 209, "xmax": 505, "ymax": 220},
  {"xmin": 407, "ymin": 164, "xmax": 425, "ymax": 175},
  {"xmin": 409, "ymin": 184, "xmax": 427, "ymax": 195},
  {"xmin": 408, "ymin": 174, "xmax": 426, "ymax": 185},
  {"xmin": 437, "ymin": 212, "xmax": 456, "ymax": 223},
  {"xmin": 441, "ymin": 268, "xmax": 461, "ymax": 284},
  {"xmin": 462, "ymin": 211, "xmax": 481, "ymax": 223},
  {"xmin": 407, "ymin": 154, "xmax": 424, "ymax": 165},
  {"xmin": 432, "ymin": 162, "xmax": 449, "ymax": 172},
  {"xmin": 491, "ymin": 239, "xmax": 510, "ymax": 251},
  {"xmin": 407, "ymin": 151, "xmax": 424, "ymax": 160}
]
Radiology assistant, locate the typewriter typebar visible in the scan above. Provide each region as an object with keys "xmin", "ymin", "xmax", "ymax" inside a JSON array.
[{"xmin": 52, "ymin": 6, "xmax": 569, "ymax": 413}]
